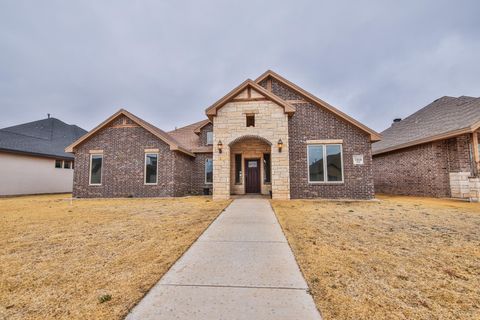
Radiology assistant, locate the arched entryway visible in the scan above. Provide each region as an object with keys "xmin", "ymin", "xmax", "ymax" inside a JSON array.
[{"xmin": 228, "ymin": 136, "xmax": 272, "ymax": 196}]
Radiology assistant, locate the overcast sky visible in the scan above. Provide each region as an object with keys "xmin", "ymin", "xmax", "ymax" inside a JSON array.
[{"xmin": 1, "ymin": 1, "xmax": 479, "ymax": 133}]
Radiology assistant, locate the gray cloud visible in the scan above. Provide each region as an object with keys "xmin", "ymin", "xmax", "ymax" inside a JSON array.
[{"xmin": 0, "ymin": 0, "xmax": 479, "ymax": 132}]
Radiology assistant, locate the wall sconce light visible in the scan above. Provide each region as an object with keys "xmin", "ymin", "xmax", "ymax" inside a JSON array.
[
  {"xmin": 217, "ymin": 140, "xmax": 223, "ymax": 153},
  {"xmin": 277, "ymin": 139, "xmax": 283, "ymax": 152}
]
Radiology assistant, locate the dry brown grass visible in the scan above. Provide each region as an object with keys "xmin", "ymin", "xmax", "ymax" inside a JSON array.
[
  {"xmin": 0, "ymin": 194, "xmax": 230, "ymax": 320},
  {"xmin": 272, "ymin": 195, "xmax": 480, "ymax": 320}
]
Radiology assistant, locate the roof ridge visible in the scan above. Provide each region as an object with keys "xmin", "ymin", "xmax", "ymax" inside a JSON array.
[{"xmin": 0, "ymin": 130, "xmax": 51, "ymax": 140}]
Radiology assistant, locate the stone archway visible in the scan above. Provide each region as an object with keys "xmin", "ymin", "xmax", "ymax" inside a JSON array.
[{"xmin": 229, "ymin": 136, "xmax": 272, "ymax": 196}]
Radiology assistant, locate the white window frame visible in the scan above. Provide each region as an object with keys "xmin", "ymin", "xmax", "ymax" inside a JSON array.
[
  {"xmin": 144, "ymin": 153, "xmax": 159, "ymax": 185},
  {"xmin": 205, "ymin": 158, "xmax": 213, "ymax": 184},
  {"xmin": 206, "ymin": 131, "xmax": 213, "ymax": 145},
  {"xmin": 89, "ymin": 154, "xmax": 103, "ymax": 186},
  {"xmin": 307, "ymin": 144, "xmax": 344, "ymax": 184}
]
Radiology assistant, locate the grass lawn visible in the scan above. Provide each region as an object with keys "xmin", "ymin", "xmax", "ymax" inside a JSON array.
[
  {"xmin": 0, "ymin": 194, "xmax": 230, "ymax": 320},
  {"xmin": 272, "ymin": 195, "xmax": 480, "ymax": 320}
]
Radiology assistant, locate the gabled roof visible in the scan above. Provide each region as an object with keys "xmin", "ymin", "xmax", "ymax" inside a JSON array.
[
  {"xmin": 255, "ymin": 70, "xmax": 381, "ymax": 142},
  {"xmin": 169, "ymin": 119, "xmax": 213, "ymax": 153},
  {"xmin": 372, "ymin": 96, "xmax": 480, "ymax": 155},
  {"xmin": 205, "ymin": 79, "xmax": 295, "ymax": 118},
  {"xmin": 0, "ymin": 117, "xmax": 87, "ymax": 159},
  {"xmin": 65, "ymin": 109, "xmax": 195, "ymax": 157},
  {"xmin": 193, "ymin": 119, "xmax": 211, "ymax": 134}
]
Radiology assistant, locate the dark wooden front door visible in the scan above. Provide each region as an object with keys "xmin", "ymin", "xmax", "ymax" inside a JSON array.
[{"xmin": 245, "ymin": 159, "xmax": 261, "ymax": 193}]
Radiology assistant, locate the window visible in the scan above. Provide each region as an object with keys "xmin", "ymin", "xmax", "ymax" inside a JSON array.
[
  {"xmin": 71, "ymin": 161, "xmax": 74, "ymax": 169},
  {"xmin": 55, "ymin": 160, "xmax": 62, "ymax": 168},
  {"xmin": 246, "ymin": 114, "xmax": 255, "ymax": 127},
  {"xmin": 205, "ymin": 158, "xmax": 213, "ymax": 184},
  {"xmin": 145, "ymin": 153, "xmax": 158, "ymax": 184},
  {"xmin": 235, "ymin": 154, "xmax": 242, "ymax": 184},
  {"xmin": 89, "ymin": 154, "xmax": 103, "ymax": 185},
  {"xmin": 206, "ymin": 131, "xmax": 213, "ymax": 145},
  {"xmin": 64, "ymin": 161, "xmax": 71, "ymax": 169},
  {"xmin": 263, "ymin": 153, "xmax": 271, "ymax": 183},
  {"xmin": 308, "ymin": 144, "xmax": 343, "ymax": 183}
]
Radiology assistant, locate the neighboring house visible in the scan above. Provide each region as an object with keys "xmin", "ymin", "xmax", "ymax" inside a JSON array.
[
  {"xmin": 372, "ymin": 96, "xmax": 480, "ymax": 201},
  {"xmin": 66, "ymin": 70, "xmax": 380, "ymax": 200},
  {"xmin": 0, "ymin": 116, "xmax": 87, "ymax": 196}
]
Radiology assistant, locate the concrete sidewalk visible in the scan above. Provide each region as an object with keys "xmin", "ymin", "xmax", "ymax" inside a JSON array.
[{"xmin": 126, "ymin": 198, "xmax": 321, "ymax": 320}]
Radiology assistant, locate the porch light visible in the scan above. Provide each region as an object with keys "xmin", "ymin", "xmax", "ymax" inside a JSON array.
[
  {"xmin": 217, "ymin": 140, "xmax": 223, "ymax": 153},
  {"xmin": 277, "ymin": 139, "xmax": 283, "ymax": 152}
]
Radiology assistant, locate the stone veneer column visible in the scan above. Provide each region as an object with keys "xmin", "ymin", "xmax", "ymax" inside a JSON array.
[{"xmin": 212, "ymin": 145, "xmax": 231, "ymax": 200}]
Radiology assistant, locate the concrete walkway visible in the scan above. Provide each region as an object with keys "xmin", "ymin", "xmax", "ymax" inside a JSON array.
[{"xmin": 126, "ymin": 198, "xmax": 321, "ymax": 320}]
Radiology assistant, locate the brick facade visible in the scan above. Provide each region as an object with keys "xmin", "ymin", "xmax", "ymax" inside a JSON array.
[
  {"xmin": 373, "ymin": 134, "xmax": 475, "ymax": 197},
  {"xmin": 191, "ymin": 153, "xmax": 213, "ymax": 195},
  {"xmin": 259, "ymin": 79, "xmax": 375, "ymax": 199},
  {"xmin": 71, "ymin": 73, "xmax": 377, "ymax": 200},
  {"xmin": 73, "ymin": 115, "xmax": 193, "ymax": 198}
]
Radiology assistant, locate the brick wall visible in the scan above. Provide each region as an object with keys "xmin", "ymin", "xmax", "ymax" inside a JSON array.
[
  {"xmin": 373, "ymin": 134, "xmax": 474, "ymax": 198},
  {"xmin": 259, "ymin": 78, "xmax": 375, "ymax": 199},
  {"xmin": 73, "ymin": 115, "xmax": 194, "ymax": 198},
  {"xmin": 191, "ymin": 153, "xmax": 213, "ymax": 195},
  {"xmin": 373, "ymin": 141, "xmax": 451, "ymax": 197},
  {"xmin": 199, "ymin": 123, "xmax": 213, "ymax": 146}
]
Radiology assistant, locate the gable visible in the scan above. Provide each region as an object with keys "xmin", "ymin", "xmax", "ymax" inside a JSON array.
[
  {"xmin": 205, "ymin": 79, "xmax": 295, "ymax": 119},
  {"xmin": 65, "ymin": 109, "xmax": 195, "ymax": 157},
  {"xmin": 255, "ymin": 70, "xmax": 381, "ymax": 142}
]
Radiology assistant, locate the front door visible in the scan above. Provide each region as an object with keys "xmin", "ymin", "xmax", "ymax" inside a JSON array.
[{"xmin": 245, "ymin": 159, "xmax": 261, "ymax": 193}]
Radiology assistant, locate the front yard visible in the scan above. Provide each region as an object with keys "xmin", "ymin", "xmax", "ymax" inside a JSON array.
[
  {"xmin": 272, "ymin": 195, "xmax": 480, "ymax": 320},
  {"xmin": 0, "ymin": 194, "xmax": 230, "ymax": 320}
]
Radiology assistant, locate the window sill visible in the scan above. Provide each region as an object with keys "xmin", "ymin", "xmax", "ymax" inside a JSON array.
[
  {"xmin": 89, "ymin": 184, "xmax": 102, "ymax": 186},
  {"xmin": 308, "ymin": 181, "xmax": 344, "ymax": 185},
  {"xmin": 144, "ymin": 183, "xmax": 158, "ymax": 186}
]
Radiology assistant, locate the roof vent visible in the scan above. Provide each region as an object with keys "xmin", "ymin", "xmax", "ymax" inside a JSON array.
[{"xmin": 392, "ymin": 118, "xmax": 402, "ymax": 125}]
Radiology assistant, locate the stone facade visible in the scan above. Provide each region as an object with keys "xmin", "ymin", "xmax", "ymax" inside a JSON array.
[
  {"xmin": 373, "ymin": 133, "xmax": 478, "ymax": 199},
  {"xmin": 212, "ymin": 91, "xmax": 290, "ymax": 200}
]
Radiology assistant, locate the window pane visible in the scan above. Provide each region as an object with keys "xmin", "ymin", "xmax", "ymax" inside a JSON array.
[
  {"xmin": 326, "ymin": 145, "xmax": 343, "ymax": 181},
  {"xmin": 206, "ymin": 132, "xmax": 213, "ymax": 145},
  {"xmin": 235, "ymin": 154, "xmax": 242, "ymax": 184},
  {"xmin": 90, "ymin": 155, "xmax": 102, "ymax": 184},
  {"xmin": 308, "ymin": 146, "xmax": 324, "ymax": 182},
  {"xmin": 145, "ymin": 154, "xmax": 158, "ymax": 184},
  {"xmin": 246, "ymin": 115, "xmax": 255, "ymax": 127},
  {"xmin": 64, "ymin": 161, "xmax": 70, "ymax": 169},
  {"xmin": 263, "ymin": 153, "xmax": 271, "ymax": 183},
  {"xmin": 55, "ymin": 160, "xmax": 62, "ymax": 168},
  {"xmin": 205, "ymin": 159, "xmax": 213, "ymax": 183}
]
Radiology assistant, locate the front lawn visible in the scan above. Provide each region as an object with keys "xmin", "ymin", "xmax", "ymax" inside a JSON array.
[
  {"xmin": 0, "ymin": 194, "xmax": 230, "ymax": 320},
  {"xmin": 272, "ymin": 195, "xmax": 480, "ymax": 320}
]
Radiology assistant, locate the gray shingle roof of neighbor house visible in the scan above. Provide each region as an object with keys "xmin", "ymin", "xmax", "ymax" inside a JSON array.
[
  {"xmin": 0, "ymin": 117, "xmax": 87, "ymax": 159},
  {"xmin": 372, "ymin": 96, "xmax": 480, "ymax": 155}
]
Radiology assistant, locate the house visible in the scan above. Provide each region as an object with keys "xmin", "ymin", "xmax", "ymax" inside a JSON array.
[
  {"xmin": 372, "ymin": 96, "xmax": 480, "ymax": 201},
  {"xmin": 66, "ymin": 70, "xmax": 380, "ymax": 200},
  {"xmin": 0, "ymin": 116, "xmax": 87, "ymax": 196}
]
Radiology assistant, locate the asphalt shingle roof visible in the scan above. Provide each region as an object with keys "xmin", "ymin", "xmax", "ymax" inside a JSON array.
[
  {"xmin": 372, "ymin": 96, "xmax": 480, "ymax": 155},
  {"xmin": 0, "ymin": 117, "xmax": 87, "ymax": 159},
  {"xmin": 168, "ymin": 119, "xmax": 213, "ymax": 153}
]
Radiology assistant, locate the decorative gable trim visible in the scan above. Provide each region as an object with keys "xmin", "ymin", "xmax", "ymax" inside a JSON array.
[
  {"xmin": 255, "ymin": 70, "xmax": 381, "ymax": 142},
  {"xmin": 205, "ymin": 79, "xmax": 295, "ymax": 119}
]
